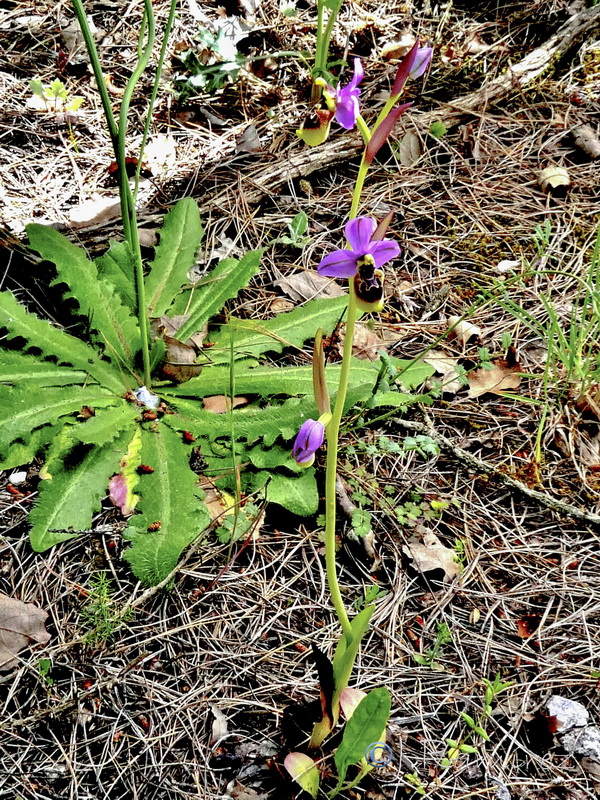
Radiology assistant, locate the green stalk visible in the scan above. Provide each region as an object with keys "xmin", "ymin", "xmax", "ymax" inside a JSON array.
[
  {"xmin": 323, "ymin": 287, "xmax": 358, "ymax": 640},
  {"xmin": 133, "ymin": 0, "xmax": 178, "ymax": 200},
  {"xmin": 71, "ymin": 0, "xmax": 118, "ymax": 146},
  {"xmin": 116, "ymin": 0, "xmax": 156, "ymax": 387}
]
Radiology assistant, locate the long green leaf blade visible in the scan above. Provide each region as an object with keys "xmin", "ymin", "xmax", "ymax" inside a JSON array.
[
  {"xmin": 145, "ymin": 198, "xmax": 204, "ymax": 317},
  {"xmin": 95, "ymin": 240, "xmax": 136, "ymax": 311},
  {"xmin": 208, "ymin": 295, "xmax": 348, "ymax": 361},
  {"xmin": 29, "ymin": 431, "xmax": 131, "ymax": 551},
  {"xmin": 124, "ymin": 424, "xmax": 211, "ymax": 585},
  {"xmin": 175, "ymin": 251, "xmax": 262, "ymax": 342},
  {"xmin": 26, "ymin": 224, "xmax": 141, "ymax": 368},
  {"xmin": 0, "ymin": 386, "xmax": 118, "ymax": 451},
  {"xmin": 0, "ymin": 291, "xmax": 123, "ymax": 393},
  {"xmin": 334, "ymin": 688, "xmax": 391, "ymax": 785},
  {"xmin": 0, "ymin": 350, "xmax": 88, "ymax": 386}
]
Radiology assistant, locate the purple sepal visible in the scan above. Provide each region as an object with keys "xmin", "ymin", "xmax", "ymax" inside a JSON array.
[{"xmin": 293, "ymin": 419, "xmax": 326, "ymax": 465}]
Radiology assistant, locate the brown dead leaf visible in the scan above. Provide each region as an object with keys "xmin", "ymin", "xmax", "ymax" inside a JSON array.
[
  {"xmin": 228, "ymin": 782, "xmax": 266, "ymax": 800},
  {"xmin": 203, "ymin": 395, "xmax": 249, "ymax": 413},
  {"xmin": 0, "ymin": 593, "xmax": 51, "ymax": 670},
  {"xmin": 579, "ymin": 430, "xmax": 600, "ymax": 468},
  {"xmin": 467, "ymin": 360, "xmax": 521, "ymax": 398},
  {"xmin": 151, "ymin": 316, "xmax": 206, "ymax": 383},
  {"xmin": 198, "ymin": 477, "xmax": 234, "ymax": 521},
  {"xmin": 275, "ymin": 271, "xmax": 345, "ymax": 302},
  {"xmin": 398, "ymin": 131, "xmax": 421, "ymax": 167},
  {"xmin": 402, "ymin": 532, "xmax": 460, "ymax": 582},
  {"xmin": 69, "ymin": 194, "xmax": 121, "ymax": 229},
  {"xmin": 270, "ymin": 297, "xmax": 294, "ymax": 313},
  {"xmin": 336, "ymin": 323, "xmax": 382, "ymax": 361},
  {"xmin": 517, "ymin": 615, "xmax": 541, "ymax": 638},
  {"xmin": 573, "ymin": 125, "xmax": 600, "ymax": 159},
  {"xmin": 423, "ymin": 350, "xmax": 463, "ymax": 394},
  {"xmin": 447, "ymin": 316, "xmax": 481, "ymax": 346}
]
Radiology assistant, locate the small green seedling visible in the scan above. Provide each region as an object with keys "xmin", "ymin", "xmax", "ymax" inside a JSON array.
[
  {"xmin": 80, "ymin": 572, "xmax": 133, "ymax": 645},
  {"xmin": 413, "ymin": 621, "xmax": 453, "ymax": 669},
  {"xmin": 403, "ymin": 434, "xmax": 440, "ymax": 458},
  {"xmin": 37, "ymin": 658, "xmax": 53, "ymax": 686},
  {"xmin": 277, "ymin": 212, "xmax": 311, "ymax": 249},
  {"xmin": 29, "ymin": 78, "xmax": 84, "ymax": 112}
]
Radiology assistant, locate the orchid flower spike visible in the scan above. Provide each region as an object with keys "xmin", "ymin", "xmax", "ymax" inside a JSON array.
[
  {"xmin": 317, "ymin": 217, "xmax": 400, "ymax": 279},
  {"xmin": 323, "ymin": 58, "xmax": 364, "ymax": 130},
  {"xmin": 409, "ymin": 45, "xmax": 433, "ymax": 80},
  {"xmin": 292, "ymin": 415, "xmax": 331, "ymax": 467}
]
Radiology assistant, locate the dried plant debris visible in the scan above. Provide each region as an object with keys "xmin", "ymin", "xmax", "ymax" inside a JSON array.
[{"xmin": 0, "ymin": 594, "xmax": 51, "ymax": 671}]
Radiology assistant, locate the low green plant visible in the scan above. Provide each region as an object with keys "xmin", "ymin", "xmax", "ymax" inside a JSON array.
[
  {"xmin": 275, "ymin": 211, "xmax": 311, "ymax": 249},
  {"xmin": 441, "ymin": 673, "xmax": 513, "ymax": 767},
  {"xmin": 37, "ymin": 658, "xmax": 54, "ymax": 686},
  {"xmin": 413, "ymin": 621, "xmax": 453, "ymax": 669},
  {"xmin": 80, "ymin": 572, "xmax": 133, "ymax": 645},
  {"xmin": 29, "ymin": 78, "xmax": 84, "ymax": 112},
  {"xmin": 0, "ymin": 2, "xmax": 431, "ymax": 589}
]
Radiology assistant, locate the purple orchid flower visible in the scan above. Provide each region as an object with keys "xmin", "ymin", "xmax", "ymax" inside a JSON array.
[
  {"xmin": 317, "ymin": 217, "xmax": 401, "ymax": 279},
  {"xmin": 409, "ymin": 46, "xmax": 433, "ymax": 80},
  {"xmin": 325, "ymin": 58, "xmax": 364, "ymax": 130},
  {"xmin": 293, "ymin": 418, "xmax": 326, "ymax": 466}
]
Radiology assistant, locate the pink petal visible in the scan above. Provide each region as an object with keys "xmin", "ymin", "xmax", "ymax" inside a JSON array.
[
  {"xmin": 369, "ymin": 239, "xmax": 401, "ymax": 268},
  {"xmin": 318, "ymin": 249, "xmax": 359, "ymax": 277},
  {"xmin": 347, "ymin": 57, "xmax": 364, "ymax": 90},
  {"xmin": 345, "ymin": 217, "xmax": 376, "ymax": 252},
  {"xmin": 335, "ymin": 95, "xmax": 359, "ymax": 129}
]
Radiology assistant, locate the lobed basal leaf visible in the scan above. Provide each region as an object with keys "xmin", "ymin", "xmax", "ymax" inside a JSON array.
[{"xmin": 123, "ymin": 425, "xmax": 211, "ymax": 585}]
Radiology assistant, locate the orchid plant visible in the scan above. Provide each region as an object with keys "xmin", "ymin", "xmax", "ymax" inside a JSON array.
[{"xmin": 286, "ymin": 41, "xmax": 433, "ymax": 798}]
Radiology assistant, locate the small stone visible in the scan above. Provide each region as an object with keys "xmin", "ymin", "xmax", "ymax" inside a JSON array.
[
  {"xmin": 562, "ymin": 726, "xmax": 600, "ymax": 761},
  {"xmin": 547, "ymin": 695, "xmax": 589, "ymax": 732},
  {"xmin": 8, "ymin": 471, "xmax": 27, "ymax": 485}
]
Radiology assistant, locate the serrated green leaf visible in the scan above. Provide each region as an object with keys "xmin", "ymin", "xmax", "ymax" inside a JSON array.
[
  {"xmin": 70, "ymin": 403, "xmax": 138, "ymax": 446},
  {"xmin": 208, "ymin": 295, "xmax": 348, "ymax": 361},
  {"xmin": 0, "ymin": 426, "xmax": 57, "ymax": 471},
  {"xmin": 0, "ymin": 386, "xmax": 119, "ymax": 451},
  {"xmin": 124, "ymin": 425, "xmax": 211, "ymax": 585},
  {"xmin": 145, "ymin": 198, "xmax": 203, "ymax": 317},
  {"xmin": 334, "ymin": 688, "xmax": 391, "ymax": 786},
  {"xmin": 29, "ymin": 79, "xmax": 44, "ymax": 96},
  {"xmin": 26, "ymin": 224, "xmax": 141, "ymax": 368},
  {"xmin": 247, "ymin": 443, "xmax": 301, "ymax": 471},
  {"xmin": 0, "ymin": 350, "xmax": 88, "ymax": 386},
  {"xmin": 251, "ymin": 469, "xmax": 318, "ymax": 515},
  {"xmin": 108, "ymin": 427, "xmax": 142, "ymax": 515},
  {"xmin": 165, "ymin": 396, "xmax": 314, "ymax": 446},
  {"xmin": 167, "ymin": 359, "xmax": 384, "ymax": 399},
  {"xmin": 0, "ymin": 291, "xmax": 124, "ymax": 393},
  {"xmin": 29, "ymin": 432, "xmax": 130, "ymax": 551},
  {"xmin": 39, "ymin": 422, "xmax": 77, "ymax": 479},
  {"xmin": 95, "ymin": 240, "xmax": 136, "ymax": 311},
  {"xmin": 175, "ymin": 250, "xmax": 262, "ymax": 342}
]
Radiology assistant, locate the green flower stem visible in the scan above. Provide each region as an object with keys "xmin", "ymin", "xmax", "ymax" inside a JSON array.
[
  {"xmin": 133, "ymin": 0, "xmax": 178, "ymax": 200},
  {"xmin": 116, "ymin": 0, "xmax": 155, "ymax": 387},
  {"xmin": 373, "ymin": 92, "xmax": 399, "ymax": 133},
  {"xmin": 71, "ymin": 0, "xmax": 118, "ymax": 146},
  {"xmin": 349, "ymin": 156, "xmax": 369, "ymax": 220},
  {"xmin": 324, "ymin": 286, "xmax": 359, "ymax": 641}
]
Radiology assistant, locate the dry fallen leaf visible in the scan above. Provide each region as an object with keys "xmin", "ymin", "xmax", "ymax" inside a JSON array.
[
  {"xmin": 467, "ymin": 360, "xmax": 521, "ymax": 398},
  {"xmin": 447, "ymin": 316, "xmax": 481, "ymax": 346},
  {"xmin": 198, "ymin": 477, "xmax": 235, "ymax": 521},
  {"xmin": 144, "ymin": 134, "xmax": 177, "ymax": 175},
  {"xmin": 423, "ymin": 350, "xmax": 463, "ymax": 394},
  {"xmin": 578, "ymin": 430, "xmax": 600, "ymax": 468},
  {"xmin": 151, "ymin": 316, "xmax": 206, "ymax": 383},
  {"xmin": 0, "ymin": 593, "xmax": 51, "ymax": 671},
  {"xmin": 275, "ymin": 271, "xmax": 345, "ymax": 302},
  {"xmin": 402, "ymin": 532, "xmax": 460, "ymax": 582},
  {"xmin": 336, "ymin": 322, "xmax": 383, "ymax": 361},
  {"xmin": 210, "ymin": 705, "xmax": 229, "ymax": 744},
  {"xmin": 69, "ymin": 194, "xmax": 121, "ymax": 229},
  {"xmin": 398, "ymin": 131, "xmax": 421, "ymax": 167},
  {"xmin": 227, "ymin": 782, "xmax": 267, "ymax": 800},
  {"xmin": 573, "ymin": 125, "xmax": 600, "ymax": 159},
  {"xmin": 203, "ymin": 395, "xmax": 249, "ymax": 413}
]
